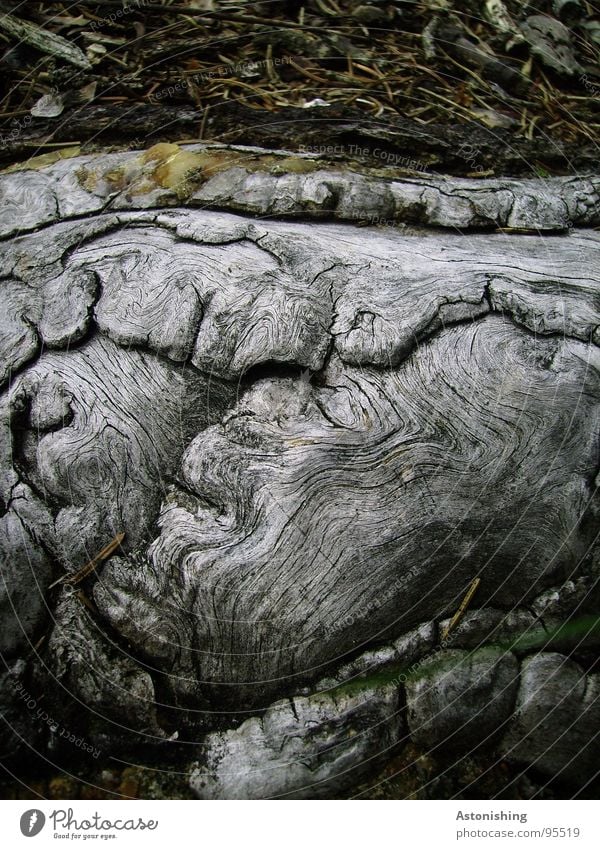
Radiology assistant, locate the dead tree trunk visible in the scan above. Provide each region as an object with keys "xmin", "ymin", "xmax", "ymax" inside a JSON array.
[{"xmin": 1, "ymin": 143, "xmax": 599, "ymax": 797}]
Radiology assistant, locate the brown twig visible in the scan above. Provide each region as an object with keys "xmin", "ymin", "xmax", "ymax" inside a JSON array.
[
  {"xmin": 48, "ymin": 532, "xmax": 125, "ymax": 589},
  {"xmin": 441, "ymin": 577, "xmax": 481, "ymax": 641}
]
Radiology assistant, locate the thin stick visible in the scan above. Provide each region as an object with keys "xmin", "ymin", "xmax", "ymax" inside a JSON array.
[
  {"xmin": 48, "ymin": 532, "xmax": 125, "ymax": 589},
  {"xmin": 441, "ymin": 577, "xmax": 480, "ymax": 641}
]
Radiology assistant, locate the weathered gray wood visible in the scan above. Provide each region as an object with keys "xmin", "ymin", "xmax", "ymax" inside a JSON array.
[
  {"xmin": 500, "ymin": 654, "xmax": 600, "ymax": 783},
  {"xmin": 188, "ymin": 570, "xmax": 600, "ymax": 798},
  {"xmin": 190, "ymin": 682, "xmax": 403, "ymax": 799},
  {"xmin": 0, "ymin": 147, "xmax": 599, "ymax": 793},
  {"xmin": 1, "ymin": 143, "xmax": 599, "ymax": 241}
]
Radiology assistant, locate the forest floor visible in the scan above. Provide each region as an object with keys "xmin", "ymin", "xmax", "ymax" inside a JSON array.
[
  {"xmin": 1, "ymin": 0, "xmax": 599, "ymax": 801},
  {"xmin": 0, "ymin": 0, "xmax": 599, "ymax": 174},
  {"xmin": 2, "ymin": 742, "xmax": 599, "ymax": 801}
]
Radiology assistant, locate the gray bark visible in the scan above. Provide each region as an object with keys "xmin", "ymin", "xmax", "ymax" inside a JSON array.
[{"xmin": 0, "ymin": 145, "xmax": 598, "ymax": 795}]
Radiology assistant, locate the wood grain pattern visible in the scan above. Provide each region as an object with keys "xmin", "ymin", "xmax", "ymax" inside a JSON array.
[{"xmin": 0, "ymin": 148, "xmax": 598, "ymax": 736}]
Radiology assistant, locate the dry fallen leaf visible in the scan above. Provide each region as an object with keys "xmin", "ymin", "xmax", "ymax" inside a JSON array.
[{"xmin": 31, "ymin": 93, "xmax": 65, "ymax": 118}]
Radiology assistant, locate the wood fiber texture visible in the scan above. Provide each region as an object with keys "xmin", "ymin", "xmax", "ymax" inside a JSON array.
[{"xmin": 0, "ymin": 147, "xmax": 598, "ymax": 768}]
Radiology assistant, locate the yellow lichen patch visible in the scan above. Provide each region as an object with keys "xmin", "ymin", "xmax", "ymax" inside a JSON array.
[
  {"xmin": 138, "ymin": 143, "xmax": 326, "ymax": 193},
  {"xmin": 76, "ymin": 165, "xmax": 98, "ymax": 192},
  {"xmin": 136, "ymin": 143, "xmax": 239, "ymax": 197},
  {"xmin": 139, "ymin": 142, "xmax": 182, "ymax": 164},
  {"xmin": 102, "ymin": 167, "xmax": 130, "ymax": 191},
  {"xmin": 185, "ymin": 149, "xmax": 240, "ymax": 176},
  {"xmin": 2, "ymin": 146, "xmax": 81, "ymax": 174},
  {"xmin": 153, "ymin": 150, "xmax": 209, "ymax": 193},
  {"xmin": 5, "ymin": 140, "xmax": 332, "ymax": 201},
  {"xmin": 267, "ymin": 156, "xmax": 320, "ymax": 175},
  {"xmin": 76, "ymin": 163, "xmax": 132, "ymax": 194}
]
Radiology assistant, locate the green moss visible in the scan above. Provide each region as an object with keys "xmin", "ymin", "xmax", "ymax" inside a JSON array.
[
  {"xmin": 502, "ymin": 615, "xmax": 600, "ymax": 653},
  {"xmin": 327, "ymin": 664, "xmax": 408, "ymax": 699},
  {"xmin": 318, "ymin": 616, "xmax": 600, "ymax": 700}
]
